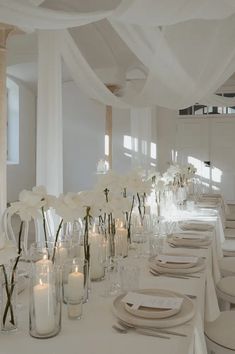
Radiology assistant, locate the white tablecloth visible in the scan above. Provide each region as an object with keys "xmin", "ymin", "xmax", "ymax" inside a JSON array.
[{"xmin": 0, "ymin": 209, "xmax": 224, "ymax": 354}]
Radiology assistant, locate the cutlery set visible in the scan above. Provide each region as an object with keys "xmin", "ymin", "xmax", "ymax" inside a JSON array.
[{"xmin": 112, "ymin": 320, "xmax": 188, "ymax": 339}]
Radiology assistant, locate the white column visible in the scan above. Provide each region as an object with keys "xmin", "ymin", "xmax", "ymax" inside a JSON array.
[
  {"xmin": 0, "ymin": 27, "xmax": 15, "ymax": 219},
  {"xmin": 36, "ymin": 30, "xmax": 63, "ymax": 196}
]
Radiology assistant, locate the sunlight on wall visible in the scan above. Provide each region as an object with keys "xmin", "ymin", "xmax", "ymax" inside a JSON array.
[
  {"xmin": 123, "ymin": 135, "xmax": 138, "ymax": 152},
  {"xmin": 187, "ymin": 156, "xmax": 223, "ymax": 191},
  {"xmin": 151, "ymin": 143, "xmax": 157, "ymax": 159},
  {"xmin": 212, "ymin": 167, "xmax": 222, "ymax": 183},
  {"xmin": 105, "ymin": 134, "xmax": 109, "ymax": 156},
  {"xmin": 171, "ymin": 149, "xmax": 178, "ymax": 163},
  {"xmin": 123, "ymin": 135, "xmax": 157, "ymax": 168}
]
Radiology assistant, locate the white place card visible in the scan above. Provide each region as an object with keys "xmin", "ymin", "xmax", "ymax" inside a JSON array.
[
  {"xmin": 122, "ymin": 292, "xmax": 184, "ymax": 310},
  {"xmin": 156, "ymin": 255, "xmax": 198, "ymax": 264}
]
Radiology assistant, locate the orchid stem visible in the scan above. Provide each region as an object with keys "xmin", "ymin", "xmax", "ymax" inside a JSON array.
[{"xmin": 51, "ymin": 219, "xmax": 63, "ymax": 264}]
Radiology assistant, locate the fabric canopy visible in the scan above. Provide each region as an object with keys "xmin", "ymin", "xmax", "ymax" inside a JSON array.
[
  {"xmin": 0, "ymin": 0, "xmax": 110, "ymax": 30},
  {"xmin": 2, "ymin": 0, "xmax": 235, "ymax": 109},
  {"xmin": 111, "ymin": 0, "xmax": 235, "ymax": 26},
  {"xmin": 2, "ymin": 0, "xmax": 235, "ymax": 30}
]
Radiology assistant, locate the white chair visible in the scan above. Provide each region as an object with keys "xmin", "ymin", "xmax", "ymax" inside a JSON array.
[
  {"xmin": 2, "ymin": 208, "xmax": 30, "ymax": 254},
  {"xmin": 205, "ymin": 311, "xmax": 235, "ymax": 353},
  {"xmin": 2, "ymin": 208, "xmax": 55, "ymax": 255},
  {"xmin": 221, "ymin": 240, "xmax": 235, "ymax": 257},
  {"xmin": 224, "ymin": 228, "xmax": 235, "ymax": 239},
  {"xmin": 219, "ymin": 257, "xmax": 235, "ymax": 277},
  {"xmin": 216, "ymin": 276, "xmax": 235, "ymax": 310},
  {"xmin": 226, "ymin": 220, "xmax": 235, "ymax": 229}
]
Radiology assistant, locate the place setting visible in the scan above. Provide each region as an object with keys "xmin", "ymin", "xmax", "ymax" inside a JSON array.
[
  {"xmin": 166, "ymin": 231, "xmax": 212, "ymax": 249},
  {"xmin": 112, "ymin": 288, "xmax": 195, "ymax": 338},
  {"xmin": 178, "ymin": 220, "xmax": 214, "ymax": 232},
  {"xmin": 148, "ymin": 254, "xmax": 206, "ymax": 279}
]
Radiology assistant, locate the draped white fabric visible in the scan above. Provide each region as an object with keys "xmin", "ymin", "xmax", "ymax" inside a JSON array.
[
  {"xmin": 36, "ymin": 31, "xmax": 63, "ymax": 196},
  {"xmin": 60, "ymin": 30, "xmax": 129, "ymax": 109},
  {"xmin": 0, "ymin": 0, "xmax": 110, "ymax": 31},
  {"xmin": 2, "ymin": 0, "xmax": 235, "ymax": 109},
  {"xmin": 110, "ymin": 17, "xmax": 235, "ymax": 108},
  {"xmin": 111, "ymin": 0, "xmax": 235, "ymax": 26}
]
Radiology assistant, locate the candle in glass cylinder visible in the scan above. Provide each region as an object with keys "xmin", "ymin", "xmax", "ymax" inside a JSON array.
[
  {"xmin": 68, "ymin": 267, "xmax": 84, "ymax": 302},
  {"xmin": 115, "ymin": 223, "xmax": 128, "ymax": 257},
  {"xmin": 35, "ymin": 254, "xmax": 53, "ymax": 274},
  {"xmin": 33, "ymin": 279, "xmax": 55, "ymax": 335},
  {"xmin": 57, "ymin": 244, "xmax": 68, "ymax": 265},
  {"xmin": 90, "ymin": 228, "xmax": 105, "ymax": 281}
]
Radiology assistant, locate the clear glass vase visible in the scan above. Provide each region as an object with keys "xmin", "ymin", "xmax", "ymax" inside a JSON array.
[
  {"xmin": 1, "ymin": 264, "xmax": 18, "ymax": 333},
  {"xmin": 62, "ymin": 258, "xmax": 89, "ymax": 318},
  {"xmin": 63, "ymin": 258, "xmax": 89, "ymax": 304},
  {"xmin": 90, "ymin": 235, "xmax": 106, "ymax": 281},
  {"xmin": 29, "ymin": 263, "xmax": 62, "ymax": 338}
]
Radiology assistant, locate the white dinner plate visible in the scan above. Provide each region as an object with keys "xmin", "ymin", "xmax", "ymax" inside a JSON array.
[
  {"xmin": 149, "ymin": 256, "xmax": 205, "ymax": 274},
  {"xmin": 179, "ymin": 221, "xmax": 214, "ymax": 231},
  {"xmin": 113, "ymin": 289, "xmax": 195, "ymax": 328},
  {"xmin": 155, "ymin": 253, "xmax": 197, "ymax": 269},
  {"xmin": 123, "ymin": 289, "xmax": 181, "ymax": 319},
  {"xmin": 167, "ymin": 235, "xmax": 211, "ymax": 247}
]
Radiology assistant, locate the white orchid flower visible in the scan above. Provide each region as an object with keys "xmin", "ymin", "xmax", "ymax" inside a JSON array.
[
  {"xmin": 32, "ymin": 185, "xmax": 55, "ymax": 210},
  {"xmin": 52, "ymin": 193, "xmax": 84, "ymax": 222},
  {"xmin": 8, "ymin": 201, "xmax": 42, "ymax": 222},
  {"xmin": 77, "ymin": 190, "xmax": 102, "ymax": 218},
  {"xmin": 95, "ymin": 170, "xmax": 123, "ymax": 195}
]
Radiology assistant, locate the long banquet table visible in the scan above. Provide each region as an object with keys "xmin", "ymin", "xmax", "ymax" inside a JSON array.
[{"xmin": 0, "ymin": 208, "xmax": 224, "ymax": 354}]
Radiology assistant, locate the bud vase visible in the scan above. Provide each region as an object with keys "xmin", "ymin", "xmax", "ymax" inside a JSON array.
[{"xmin": 1, "ymin": 263, "xmax": 18, "ymax": 333}]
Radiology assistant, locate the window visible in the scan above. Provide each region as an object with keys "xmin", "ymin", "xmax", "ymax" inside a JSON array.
[{"xmin": 179, "ymin": 93, "xmax": 235, "ymax": 117}]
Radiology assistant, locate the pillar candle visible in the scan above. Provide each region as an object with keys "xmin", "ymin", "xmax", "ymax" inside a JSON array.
[
  {"xmin": 33, "ymin": 280, "xmax": 55, "ymax": 335},
  {"xmin": 90, "ymin": 233, "xmax": 105, "ymax": 281},
  {"xmin": 68, "ymin": 268, "xmax": 84, "ymax": 303},
  {"xmin": 115, "ymin": 226, "xmax": 128, "ymax": 257},
  {"xmin": 57, "ymin": 245, "xmax": 68, "ymax": 265}
]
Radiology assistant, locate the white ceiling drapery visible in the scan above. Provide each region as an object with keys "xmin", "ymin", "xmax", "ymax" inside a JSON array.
[
  {"xmin": 0, "ymin": 0, "xmax": 111, "ymax": 30},
  {"xmin": 111, "ymin": 0, "xmax": 235, "ymax": 26},
  {"xmin": 2, "ymin": 0, "xmax": 235, "ymax": 109}
]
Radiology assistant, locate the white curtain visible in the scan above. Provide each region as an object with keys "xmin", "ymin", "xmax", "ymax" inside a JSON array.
[{"xmin": 36, "ymin": 31, "xmax": 63, "ymax": 196}]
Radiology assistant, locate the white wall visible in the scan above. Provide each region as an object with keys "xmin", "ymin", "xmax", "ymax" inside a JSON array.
[
  {"xmin": 7, "ymin": 80, "xmax": 36, "ymax": 202},
  {"xmin": 63, "ymin": 81, "xmax": 106, "ymax": 192}
]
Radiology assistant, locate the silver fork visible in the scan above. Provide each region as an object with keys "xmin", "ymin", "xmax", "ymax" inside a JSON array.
[
  {"xmin": 118, "ymin": 320, "xmax": 187, "ymax": 337},
  {"xmin": 150, "ymin": 269, "xmax": 190, "ymax": 279},
  {"xmin": 112, "ymin": 324, "xmax": 171, "ymax": 339}
]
